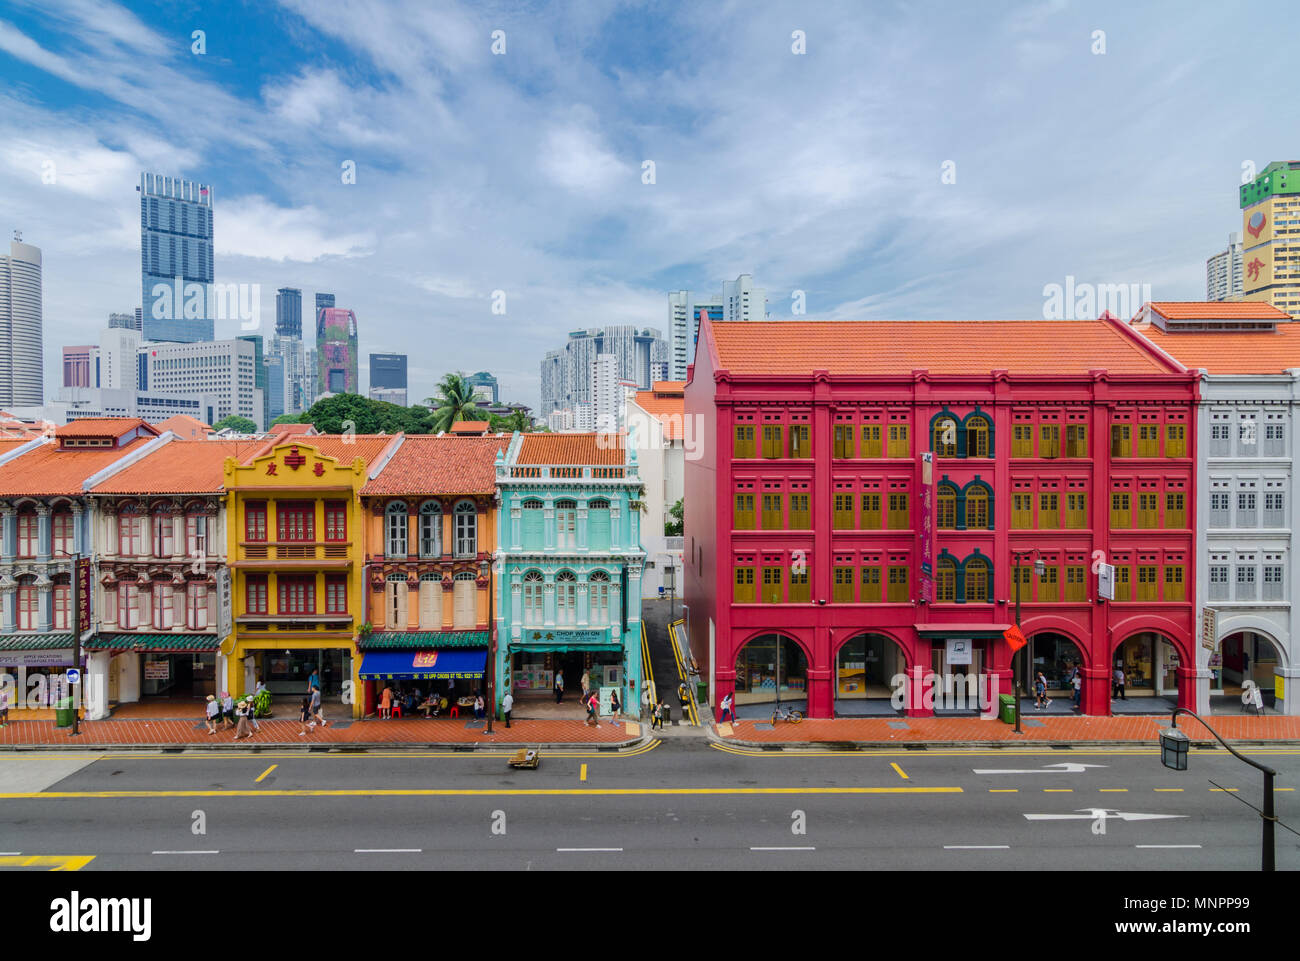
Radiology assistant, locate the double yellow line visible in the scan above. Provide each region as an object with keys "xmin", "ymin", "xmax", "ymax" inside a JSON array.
[{"xmin": 668, "ymin": 618, "xmax": 700, "ymax": 726}]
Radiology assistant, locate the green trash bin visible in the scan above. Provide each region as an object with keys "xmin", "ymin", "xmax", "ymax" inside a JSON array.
[
  {"xmin": 998, "ymin": 693, "xmax": 1016, "ymax": 725},
  {"xmin": 54, "ymin": 696, "xmax": 75, "ymax": 728},
  {"xmin": 696, "ymin": 681, "xmax": 707, "ymax": 704}
]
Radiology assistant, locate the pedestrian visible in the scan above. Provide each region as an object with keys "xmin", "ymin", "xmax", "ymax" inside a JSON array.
[
  {"xmin": 234, "ymin": 698, "xmax": 253, "ymax": 740},
  {"xmin": 1071, "ymin": 668, "xmax": 1082, "ymax": 709},
  {"xmin": 1113, "ymin": 665, "xmax": 1126, "ymax": 700},
  {"xmin": 502, "ymin": 690, "xmax": 514, "ymax": 728},
  {"xmin": 651, "ymin": 700, "xmax": 664, "ymax": 730},
  {"xmin": 298, "ymin": 692, "xmax": 314, "ymax": 736},
  {"xmin": 719, "ymin": 691, "xmax": 735, "ymax": 724},
  {"xmin": 580, "ymin": 670, "xmax": 590, "ymax": 700},
  {"xmin": 474, "ymin": 693, "xmax": 485, "ymax": 720},
  {"xmin": 0, "ymin": 682, "xmax": 8, "ymax": 728},
  {"xmin": 310, "ymin": 685, "xmax": 327, "ymax": 728},
  {"xmin": 554, "ymin": 670, "xmax": 565, "ymax": 704},
  {"xmin": 308, "ymin": 667, "xmax": 319, "ymax": 694},
  {"xmin": 246, "ymin": 696, "xmax": 261, "ymax": 734},
  {"xmin": 220, "ymin": 691, "xmax": 235, "ymax": 730},
  {"xmin": 1035, "ymin": 671, "xmax": 1051, "ymax": 709},
  {"xmin": 609, "ymin": 688, "xmax": 621, "ymax": 720},
  {"xmin": 380, "ymin": 684, "xmax": 392, "ymax": 719},
  {"xmin": 204, "ymin": 694, "xmax": 220, "ymax": 735},
  {"xmin": 584, "ymin": 691, "xmax": 599, "ymax": 727}
]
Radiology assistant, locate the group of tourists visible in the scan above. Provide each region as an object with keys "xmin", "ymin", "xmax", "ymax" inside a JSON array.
[{"xmin": 205, "ymin": 683, "xmax": 269, "ymax": 739}]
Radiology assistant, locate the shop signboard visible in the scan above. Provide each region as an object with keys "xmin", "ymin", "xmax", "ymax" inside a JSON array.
[
  {"xmin": 523, "ymin": 628, "xmax": 612, "ymax": 646},
  {"xmin": 1097, "ymin": 563, "xmax": 1115, "ymax": 601},
  {"xmin": 144, "ymin": 660, "xmax": 170, "ymax": 680},
  {"xmin": 946, "ymin": 638, "xmax": 972, "ymax": 666},
  {"xmin": 917, "ymin": 452, "xmax": 934, "ymax": 603},
  {"xmin": 1201, "ymin": 608, "xmax": 1217, "ymax": 651},
  {"xmin": 1, "ymin": 650, "xmax": 85, "ymax": 668},
  {"xmin": 216, "ymin": 568, "xmax": 232, "ymax": 641},
  {"xmin": 75, "ymin": 557, "xmax": 92, "ymax": 635}
]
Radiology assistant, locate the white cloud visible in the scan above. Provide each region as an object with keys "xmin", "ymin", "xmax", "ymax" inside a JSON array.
[{"xmin": 217, "ymin": 196, "xmax": 375, "ymax": 262}]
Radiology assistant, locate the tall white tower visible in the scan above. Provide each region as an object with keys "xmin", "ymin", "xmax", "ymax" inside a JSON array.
[{"xmin": 0, "ymin": 232, "xmax": 43, "ymax": 407}]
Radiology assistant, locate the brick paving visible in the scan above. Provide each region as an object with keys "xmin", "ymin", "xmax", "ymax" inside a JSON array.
[
  {"xmin": 0, "ymin": 715, "xmax": 638, "ymax": 748},
  {"xmin": 721, "ymin": 713, "xmax": 1300, "ymax": 745}
]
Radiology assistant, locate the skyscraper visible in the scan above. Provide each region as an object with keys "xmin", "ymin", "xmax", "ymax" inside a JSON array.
[
  {"xmin": 315, "ymin": 292, "xmax": 334, "ymax": 316},
  {"xmin": 1240, "ymin": 161, "xmax": 1300, "ymax": 315},
  {"xmin": 667, "ymin": 274, "xmax": 765, "ymax": 380},
  {"xmin": 466, "ymin": 370, "xmax": 499, "ymax": 404},
  {"xmin": 0, "ymin": 233, "xmax": 43, "ymax": 407},
  {"xmin": 238, "ymin": 334, "xmax": 268, "ymax": 429},
  {"xmin": 62, "ymin": 345, "xmax": 93, "ymax": 388},
  {"xmin": 276, "ymin": 287, "xmax": 303, "ymax": 337},
  {"xmin": 316, "ymin": 307, "xmax": 358, "ymax": 395},
  {"xmin": 271, "ymin": 287, "xmax": 309, "ymax": 414},
  {"xmin": 139, "ymin": 172, "xmax": 215, "ymax": 343},
  {"xmin": 539, "ymin": 326, "xmax": 667, "ymax": 417},
  {"xmin": 368, "ymin": 353, "xmax": 408, "ymax": 406},
  {"xmin": 1206, "ymin": 232, "xmax": 1244, "ymax": 302},
  {"xmin": 109, "ymin": 311, "xmax": 141, "ymax": 332}
]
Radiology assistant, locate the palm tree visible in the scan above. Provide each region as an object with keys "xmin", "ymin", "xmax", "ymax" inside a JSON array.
[
  {"xmin": 503, "ymin": 407, "xmax": 532, "ymax": 432},
  {"xmin": 425, "ymin": 372, "xmax": 482, "ymax": 433}
]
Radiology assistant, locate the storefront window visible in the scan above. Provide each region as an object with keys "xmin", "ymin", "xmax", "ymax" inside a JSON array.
[
  {"xmin": 733, "ymin": 634, "xmax": 807, "ymax": 705},
  {"xmin": 1029, "ymin": 632, "xmax": 1084, "ymax": 693},
  {"xmin": 836, "ymin": 634, "xmax": 904, "ymax": 704}
]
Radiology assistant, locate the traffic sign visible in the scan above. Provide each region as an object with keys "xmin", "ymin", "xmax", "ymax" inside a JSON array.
[{"xmin": 65, "ymin": 668, "xmax": 81, "ymax": 685}]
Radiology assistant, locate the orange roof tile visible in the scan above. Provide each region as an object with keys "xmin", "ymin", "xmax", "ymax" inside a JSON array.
[
  {"xmin": 154, "ymin": 414, "xmax": 212, "ymax": 439},
  {"xmin": 1145, "ymin": 301, "xmax": 1291, "ymax": 321},
  {"xmin": 651, "ymin": 381, "xmax": 686, "ymax": 392},
  {"xmin": 56, "ymin": 418, "xmax": 156, "ymax": 439},
  {"xmin": 269, "ymin": 422, "xmax": 313, "ymax": 436},
  {"xmin": 363, "ymin": 435, "xmax": 509, "ymax": 495},
  {"xmin": 633, "ymin": 389, "xmax": 686, "ymax": 440},
  {"xmin": 449, "ymin": 421, "xmax": 490, "ymax": 434},
  {"xmin": 1133, "ymin": 322, "xmax": 1300, "ymax": 374},
  {"xmin": 515, "ymin": 433, "xmax": 625, "ymax": 465},
  {"xmin": 273, "ymin": 434, "xmax": 399, "ymax": 469},
  {"xmin": 708, "ymin": 320, "xmax": 1177, "ymax": 375},
  {"xmin": 89, "ymin": 440, "xmax": 258, "ymax": 494},
  {"xmin": 0, "ymin": 437, "xmax": 154, "ymax": 496}
]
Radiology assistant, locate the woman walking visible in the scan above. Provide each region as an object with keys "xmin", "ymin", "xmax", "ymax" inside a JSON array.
[
  {"xmin": 205, "ymin": 694, "xmax": 220, "ymax": 735},
  {"xmin": 609, "ymin": 688, "xmax": 621, "ymax": 720},
  {"xmin": 298, "ymin": 692, "xmax": 314, "ymax": 736},
  {"xmin": 234, "ymin": 698, "xmax": 253, "ymax": 740}
]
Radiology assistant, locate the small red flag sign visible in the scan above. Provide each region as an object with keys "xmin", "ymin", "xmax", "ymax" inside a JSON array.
[{"xmin": 1003, "ymin": 625, "xmax": 1027, "ymax": 652}]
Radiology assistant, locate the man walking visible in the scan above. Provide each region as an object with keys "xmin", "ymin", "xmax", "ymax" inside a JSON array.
[
  {"xmin": 651, "ymin": 700, "xmax": 664, "ymax": 730},
  {"xmin": 554, "ymin": 670, "xmax": 565, "ymax": 704},
  {"xmin": 1113, "ymin": 665, "xmax": 1126, "ymax": 700},
  {"xmin": 502, "ymin": 690, "xmax": 513, "ymax": 728},
  {"xmin": 310, "ymin": 685, "xmax": 327, "ymax": 728},
  {"xmin": 1071, "ymin": 667, "xmax": 1082, "ymax": 709}
]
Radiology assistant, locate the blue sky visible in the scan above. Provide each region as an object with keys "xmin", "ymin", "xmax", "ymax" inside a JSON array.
[{"xmin": 1, "ymin": 0, "xmax": 1296, "ymax": 412}]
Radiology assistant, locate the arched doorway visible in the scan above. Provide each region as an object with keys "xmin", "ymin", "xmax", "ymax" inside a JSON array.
[
  {"xmin": 1113, "ymin": 632, "xmax": 1182, "ymax": 712},
  {"xmin": 1212, "ymin": 630, "xmax": 1284, "ymax": 713},
  {"xmin": 835, "ymin": 633, "xmax": 907, "ymax": 716},
  {"xmin": 733, "ymin": 633, "xmax": 808, "ymax": 718},
  {"xmin": 1027, "ymin": 632, "xmax": 1086, "ymax": 712}
]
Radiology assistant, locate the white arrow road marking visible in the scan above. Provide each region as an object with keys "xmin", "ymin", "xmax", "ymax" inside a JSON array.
[
  {"xmin": 1024, "ymin": 808, "xmax": 1188, "ymax": 822},
  {"xmin": 973, "ymin": 763, "xmax": 1109, "ymax": 775}
]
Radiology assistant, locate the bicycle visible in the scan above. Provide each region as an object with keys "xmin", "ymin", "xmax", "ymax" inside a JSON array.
[{"xmin": 771, "ymin": 704, "xmax": 803, "ymax": 724}]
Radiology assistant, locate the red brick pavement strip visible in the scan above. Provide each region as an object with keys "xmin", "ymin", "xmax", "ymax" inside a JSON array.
[
  {"xmin": 721, "ymin": 714, "xmax": 1300, "ymax": 746},
  {"xmin": 0, "ymin": 717, "xmax": 638, "ymax": 749}
]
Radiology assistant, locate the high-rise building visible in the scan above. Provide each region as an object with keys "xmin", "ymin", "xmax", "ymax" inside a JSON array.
[
  {"xmin": 276, "ymin": 287, "xmax": 303, "ymax": 338},
  {"xmin": 265, "ymin": 352, "xmax": 286, "ymax": 421},
  {"xmin": 63, "ymin": 346, "xmax": 92, "ymax": 388},
  {"xmin": 239, "ymin": 334, "xmax": 268, "ymax": 429},
  {"xmin": 109, "ymin": 311, "xmax": 141, "ymax": 331},
  {"xmin": 539, "ymin": 326, "xmax": 667, "ymax": 416},
  {"xmin": 1241, "ymin": 162, "xmax": 1300, "ymax": 315},
  {"xmin": 466, "ymin": 370, "xmax": 499, "ymax": 404},
  {"xmin": 141, "ymin": 337, "xmax": 264, "ymax": 429},
  {"xmin": 139, "ymin": 172, "xmax": 215, "ymax": 343},
  {"xmin": 368, "ymin": 353, "xmax": 407, "ymax": 406},
  {"xmin": 1206, "ymin": 232, "xmax": 1244, "ymax": 302},
  {"xmin": 315, "ymin": 292, "xmax": 334, "ymax": 317},
  {"xmin": 667, "ymin": 274, "xmax": 765, "ymax": 380},
  {"xmin": 0, "ymin": 234, "xmax": 43, "ymax": 408},
  {"xmin": 590, "ymin": 354, "xmax": 621, "ymax": 432},
  {"xmin": 316, "ymin": 307, "xmax": 358, "ymax": 396}
]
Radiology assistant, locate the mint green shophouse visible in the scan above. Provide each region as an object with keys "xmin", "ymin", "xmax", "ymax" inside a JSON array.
[{"xmin": 493, "ymin": 433, "xmax": 645, "ymax": 720}]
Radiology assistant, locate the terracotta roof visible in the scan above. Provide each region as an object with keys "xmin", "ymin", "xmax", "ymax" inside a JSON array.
[
  {"xmin": 362, "ymin": 435, "xmax": 509, "ymax": 496},
  {"xmin": 273, "ymin": 433, "xmax": 399, "ymax": 468},
  {"xmin": 0, "ymin": 437, "xmax": 154, "ymax": 496},
  {"xmin": 651, "ymin": 381, "xmax": 686, "ymax": 392},
  {"xmin": 154, "ymin": 414, "xmax": 212, "ymax": 439},
  {"xmin": 515, "ymin": 433, "xmax": 625, "ymax": 465},
  {"xmin": 90, "ymin": 440, "xmax": 257, "ymax": 494},
  {"xmin": 1133, "ymin": 322, "xmax": 1300, "ymax": 374},
  {"xmin": 55, "ymin": 418, "xmax": 156, "ymax": 439},
  {"xmin": 1144, "ymin": 301, "xmax": 1291, "ymax": 321},
  {"xmin": 633, "ymin": 388, "xmax": 686, "ymax": 440},
  {"xmin": 449, "ymin": 421, "xmax": 490, "ymax": 434},
  {"xmin": 708, "ymin": 320, "xmax": 1177, "ymax": 375},
  {"xmin": 269, "ymin": 422, "xmax": 313, "ymax": 436}
]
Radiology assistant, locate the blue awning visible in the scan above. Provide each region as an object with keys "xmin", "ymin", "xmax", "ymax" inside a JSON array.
[{"xmin": 358, "ymin": 648, "xmax": 486, "ymax": 680}]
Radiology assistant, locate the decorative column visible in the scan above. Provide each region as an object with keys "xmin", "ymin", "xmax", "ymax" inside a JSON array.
[
  {"xmin": 70, "ymin": 503, "xmax": 85, "ymax": 555},
  {"xmin": 510, "ymin": 577, "xmax": 522, "ymax": 642},
  {"xmin": 510, "ymin": 502, "xmax": 521, "ymax": 551},
  {"xmin": 543, "ymin": 578, "xmax": 556, "ymax": 626},
  {"xmin": 576, "ymin": 505, "xmax": 588, "ymax": 552},
  {"xmin": 171, "ymin": 503, "xmax": 186, "ymax": 561},
  {"xmin": 543, "ymin": 502, "xmax": 555, "ymax": 551},
  {"xmin": 577, "ymin": 579, "xmax": 589, "ymax": 625},
  {"xmin": 0, "ymin": 574, "xmax": 15, "ymax": 633},
  {"xmin": 101, "ymin": 503, "xmax": 119, "ymax": 561},
  {"xmin": 35, "ymin": 573, "xmax": 52, "ymax": 633},
  {"xmin": 0, "ymin": 502, "xmax": 15, "ymax": 558},
  {"xmin": 35, "ymin": 504, "xmax": 51, "ymax": 561},
  {"xmin": 610, "ymin": 501, "xmax": 622, "ymax": 551}
]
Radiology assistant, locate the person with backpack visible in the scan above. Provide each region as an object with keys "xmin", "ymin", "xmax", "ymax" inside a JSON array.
[
  {"xmin": 651, "ymin": 700, "xmax": 664, "ymax": 730},
  {"xmin": 1033, "ymin": 671, "xmax": 1050, "ymax": 709},
  {"xmin": 204, "ymin": 694, "xmax": 220, "ymax": 735},
  {"xmin": 720, "ymin": 691, "xmax": 735, "ymax": 724},
  {"xmin": 609, "ymin": 688, "xmax": 621, "ymax": 720},
  {"xmin": 1113, "ymin": 665, "xmax": 1127, "ymax": 700}
]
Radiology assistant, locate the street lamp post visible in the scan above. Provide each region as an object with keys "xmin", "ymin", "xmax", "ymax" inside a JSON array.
[
  {"xmin": 1011, "ymin": 549, "xmax": 1044, "ymax": 736},
  {"xmin": 1159, "ymin": 708, "xmax": 1278, "ymax": 871}
]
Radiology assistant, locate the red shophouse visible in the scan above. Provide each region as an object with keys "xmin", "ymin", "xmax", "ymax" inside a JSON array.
[{"xmin": 684, "ymin": 316, "xmax": 1198, "ymax": 719}]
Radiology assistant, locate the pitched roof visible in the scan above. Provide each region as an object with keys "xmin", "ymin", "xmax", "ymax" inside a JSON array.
[
  {"xmin": 154, "ymin": 414, "xmax": 212, "ymax": 439},
  {"xmin": 651, "ymin": 380, "xmax": 686, "ymax": 392},
  {"xmin": 90, "ymin": 440, "xmax": 257, "ymax": 494},
  {"xmin": 0, "ymin": 437, "xmax": 154, "ymax": 496},
  {"xmin": 362, "ymin": 434, "xmax": 508, "ymax": 495},
  {"xmin": 633, "ymin": 387, "xmax": 686, "ymax": 440},
  {"xmin": 1144, "ymin": 301, "xmax": 1291, "ymax": 321},
  {"xmin": 707, "ymin": 320, "xmax": 1178, "ymax": 375},
  {"xmin": 269, "ymin": 422, "xmax": 314, "ymax": 436},
  {"xmin": 272, "ymin": 433, "xmax": 399, "ymax": 469},
  {"xmin": 449, "ymin": 420, "xmax": 490, "ymax": 434},
  {"xmin": 1133, "ymin": 322, "xmax": 1300, "ymax": 374},
  {"xmin": 515, "ymin": 433, "xmax": 625, "ymax": 465},
  {"xmin": 55, "ymin": 418, "xmax": 155, "ymax": 439}
]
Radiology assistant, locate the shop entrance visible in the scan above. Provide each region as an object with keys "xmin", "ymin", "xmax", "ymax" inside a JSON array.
[
  {"xmin": 141, "ymin": 652, "xmax": 215, "ymax": 699},
  {"xmin": 733, "ymin": 634, "xmax": 808, "ymax": 718},
  {"xmin": 1028, "ymin": 632, "xmax": 1086, "ymax": 697},
  {"xmin": 1211, "ymin": 631, "xmax": 1282, "ymax": 712},
  {"xmin": 930, "ymin": 638, "xmax": 986, "ymax": 715},
  {"xmin": 1113, "ymin": 632, "xmax": 1180, "ymax": 712},
  {"xmin": 835, "ymin": 633, "xmax": 906, "ymax": 716},
  {"xmin": 258, "ymin": 649, "xmax": 350, "ymax": 697}
]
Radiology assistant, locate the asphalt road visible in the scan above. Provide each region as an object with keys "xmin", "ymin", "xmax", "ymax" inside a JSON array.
[{"xmin": 1, "ymin": 740, "xmax": 1297, "ymax": 870}]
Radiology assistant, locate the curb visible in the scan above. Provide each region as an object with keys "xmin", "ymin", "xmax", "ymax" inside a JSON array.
[
  {"xmin": 0, "ymin": 733, "xmax": 652, "ymax": 753},
  {"xmin": 712, "ymin": 734, "xmax": 1300, "ymax": 750}
]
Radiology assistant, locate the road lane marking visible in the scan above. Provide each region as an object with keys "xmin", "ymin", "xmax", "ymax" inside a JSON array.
[
  {"xmin": 0, "ymin": 852, "xmax": 19, "ymax": 855},
  {"xmin": 890, "ymin": 762, "xmax": 908, "ymax": 780},
  {"xmin": 944, "ymin": 845, "xmax": 1009, "ymax": 850},
  {"xmin": 1210, "ymin": 788, "xmax": 1238, "ymax": 792},
  {"xmin": 751, "ymin": 846, "xmax": 815, "ymax": 851},
  {"xmin": 152, "ymin": 850, "xmax": 218, "ymax": 855},
  {"xmin": 580, "ymin": 764, "xmax": 587, "ymax": 782},
  {"xmin": 0, "ymin": 786, "xmax": 966, "ymax": 799},
  {"xmin": 355, "ymin": 848, "xmax": 421, "ymax": 853},
  {"xmin": 712, "ymin": 744, "xmax": 1300, "ymax": 758},
  {"xmin": 1154, "ymin": 788, "xmax": 1183, "ymax": 792},
  {"xmin": 973, "ymin": 763, "xmax": 1106, "ymax": 775},
  {"xmin": 558, "ymin": 847, "xmax": 623, "ymax": 852},
  {"xmin": 255, "ymin": 764, "xmax": 277, "ymax": 782},
  {"xmin": 0, "ymin": 855, "xmax": 93, "ymax": 871},
  {"xmin": 1135, "ymin": 845, "xmax": 1201, "ymax": 849},
  {"xmin": 1099, "ymin": 789, "xmax": 1128, "ymax": 793},
  {"xmin": 1043, "ymin": 789, "xmax": 1072, "ymax": 793},
  {"xmin": 989, "ymin": 789, "xmax": 1018, "ymax": 793}
]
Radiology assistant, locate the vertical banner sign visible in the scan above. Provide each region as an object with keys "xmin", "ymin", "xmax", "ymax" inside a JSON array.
[
  {"xmin": 1201, "ymin": 607, "xmax": 1217, "ymax": 652},
  {"xmin": 216, "ymin": 567, "xmax": 232, "ymax": 641},
  {"xmin": 75, "ymin": 557, "xmax": 92, "ymax": 637},
  {"xmin": 918, "ymin": 452, "xmax": 934, "ymax": 603}
]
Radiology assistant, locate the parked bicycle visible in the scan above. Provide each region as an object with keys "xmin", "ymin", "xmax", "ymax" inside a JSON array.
[{"xmin": 771, "ymin": 704, "xmax": 803, "ymax": 724}]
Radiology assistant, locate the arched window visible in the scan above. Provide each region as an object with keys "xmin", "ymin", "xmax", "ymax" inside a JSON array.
[
  {"xmin": 587, "ymin": 499, "xmax": 611, "ymax": 551},
  {"xmin": 419, "ymin": 501, "xmax": 442, "ymax": 558},
  {"xmin": 965, "ymin": 485, "xmax": 990, "ymax": 529},
  {"xmin": 936, "ymin": 556, "xmax": 956, "ymax": 602},
  {"xmin": 555, "ymin": 499, "xmax": 577, "ymax": 550},
  {"xmin": 589, "ymin": 570, "xmax": 611, "ymax": 626},
  {"xmin": 386, "ymin": 572, "xmax": 409, "ymax": 628},
  {"xmin": 933, "ymin": 416, "xmax": 958, "ymax": 457},
  {"xmin": 385, "ymin": 502, "xmax": 409, "ymax": 558},
  {"xmin": 937, "ymin": 483, "xmax": 957, "ymax": 529},
  {"xmin": 965, "ymin": 557, "xmax": 990, "ymax": 603},
  {"xmin": 454, "ymin": 500, "xmax": 477, "ymax": 558},
  {"xmin": 966, "ymin": 415, "xmax": 991, "ymax": 458},
  {"xmin": 453, "ymin": 571, "xmax": 477, "ymax": 629},
  {"xmin": 556, "ymin": 570, "xmax": 577, "ymax": 625},
  {"xmin": 522, "ymin": 570, "xmax": 544, "ymax": 626},
  {"xmin": 418, "ymin": 573, "xmax": 443, "ymax": 629}
]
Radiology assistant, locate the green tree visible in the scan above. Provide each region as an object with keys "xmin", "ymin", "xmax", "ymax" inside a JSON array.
[
  {"xmin": 487, "ymin": 406, "xmax": 534, "ymax": 433},
  {"xmin": 425, "ymin": 373, "xmax": 483, "ymax": 433},
  {"xmin": 665, "ymin": 498, "xmax": 683, "ymax": 536},
  {"xmin": 271, "ymin": 412, "xmax": 304, "ymax": 426},
  {"xmin": 213, "ymin": 415, "xmax": 257, "ymax": 433}
]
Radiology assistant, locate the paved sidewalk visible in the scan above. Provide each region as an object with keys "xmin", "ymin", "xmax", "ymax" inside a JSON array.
[
  {"xmin": 0, "ymin": 716, "xmax": 642, "ymax": 749},
  {"xmin": 716, "ymin": 713, "xmax": 1300, "ymax": 747}
]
